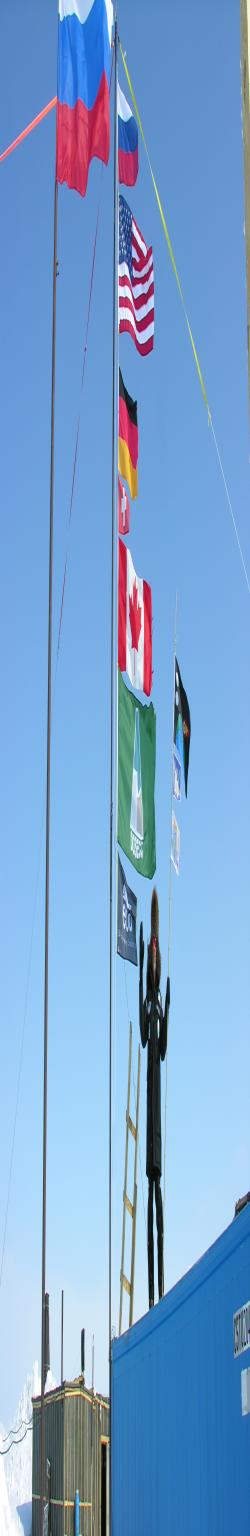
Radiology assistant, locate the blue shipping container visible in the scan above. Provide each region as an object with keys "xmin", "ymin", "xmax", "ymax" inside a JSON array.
[{"xmin": 112, "ymin": 1205, "xmax": 250, "ymax": 1535}]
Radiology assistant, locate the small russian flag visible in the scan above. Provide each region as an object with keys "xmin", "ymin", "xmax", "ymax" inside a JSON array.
[{"xmin": 118, "ymin": 82, "xmax": 138, "ymax": 188}]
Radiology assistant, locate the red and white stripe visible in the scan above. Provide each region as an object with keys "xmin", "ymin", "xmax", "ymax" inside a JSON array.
[
  {"xmin": 118, "ymin": 539, "xmax": 152, "ymax": 696},
  {"xmin": 119, "ymin": 214, "xmax": 154, "ymax": 357}
]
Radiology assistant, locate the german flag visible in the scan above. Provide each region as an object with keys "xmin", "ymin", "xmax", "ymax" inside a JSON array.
[{"xmin": 118, "ymin": 369, "xmax": 138, "ymax": 500}]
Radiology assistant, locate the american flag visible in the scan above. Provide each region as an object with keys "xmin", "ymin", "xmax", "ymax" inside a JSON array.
[{"xmin": 119, "ymin": 194, "xmax": 154, "ymax": 356}]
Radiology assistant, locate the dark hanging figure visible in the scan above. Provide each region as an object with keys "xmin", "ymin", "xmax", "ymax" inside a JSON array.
[{"xmin": 139, "ymin": 889, "xmax": 170, "ymax": 1308}]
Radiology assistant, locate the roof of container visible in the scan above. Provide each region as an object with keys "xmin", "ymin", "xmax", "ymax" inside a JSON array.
[{"xmin": 32, "ymin": 1375, "xmax": 109, "ymax": 1411}]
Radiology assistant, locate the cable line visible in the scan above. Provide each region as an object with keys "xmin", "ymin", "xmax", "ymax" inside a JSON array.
[
  {"xmin": 210, "ymin": 418, "xmax": 250, "ymax": 595},
  {"xmin": 0, "ymin": 1425, "xmax": 32, "ymax": 1455},
  {"xmin": 0, "ymin": 175, "xmax": 104, "ymax": 1297},
  {"xmin": 0, "ymin": 805, "xmax": 45, "ymax": 1293},
  {"xmin": 120, "ymin": 41, "xmax": 250, "ymax": 600},
  {"xmin": 2, "ymin": 1414, "xmax": 33, "ymax": 1443},
  {"xmin": 57, "ymin": 170, "xmax": 104, "ymax": 657}
]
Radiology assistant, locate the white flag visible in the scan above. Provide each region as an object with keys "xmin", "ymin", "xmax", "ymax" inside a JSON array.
[
  {"xmin": 173, "ymin": 749, "xmax": 181, "ymax": 802},
  {"xmin": 171, "ymin": 811, "xmax": 180, "ymax": 875}
]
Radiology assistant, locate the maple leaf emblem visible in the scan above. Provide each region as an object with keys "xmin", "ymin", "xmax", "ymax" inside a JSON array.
[{"xmin": 129, "ymin": 579, "xmax": 141, "ymax": 653}]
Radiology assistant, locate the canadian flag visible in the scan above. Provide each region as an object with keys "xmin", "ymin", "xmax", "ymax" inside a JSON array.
[
  {"xmin": 118, "ymin": 538, "xmax": 152, "ymax": 696},
  {"xmin": 118, "ymin": 475, "xmax": 130, "ymax": 535}
]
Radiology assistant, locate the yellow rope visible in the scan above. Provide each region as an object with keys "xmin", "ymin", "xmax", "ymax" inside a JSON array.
[
  {"xmin": 119, "ymin": 42, "xmax": 210, "ymax": 417},
  {"xmin": 119, "ymin": 42, "xmax": 250, "ymax": 598}
]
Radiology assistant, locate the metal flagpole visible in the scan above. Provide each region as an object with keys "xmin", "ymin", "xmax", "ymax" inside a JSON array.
[
  {"xmin": 109, "ymin": 15, "xmax": 118, "ymax": 1536},
  {"xmin": 39, "ymin": 173, "xmax": 58, "ymax": 1536},
  {"xmin": 91, "ymin": 1333, "xmax": 95, "ymax": 1536},
  {"xmin": 61, "ymin": 1289, "xmax": 64, "ymax": 1384},
  {"xmin": 163, "ymin": 592, "xmax": 178, "ymax": 1234}
]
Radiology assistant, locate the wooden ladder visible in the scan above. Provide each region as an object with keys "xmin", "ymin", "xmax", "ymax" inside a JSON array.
[{"xmin": 119, "ymin": 1021, "xmax": 141, "ymax": 1335}]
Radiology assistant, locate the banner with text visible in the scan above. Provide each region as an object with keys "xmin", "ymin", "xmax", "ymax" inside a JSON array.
[
  {"xmin": 118, "ymin": 670, "xmax": 156, "ymax": 879},
  {"xmin": 117, "ymin": 855, "xmax": 137, "ymax": 965}
]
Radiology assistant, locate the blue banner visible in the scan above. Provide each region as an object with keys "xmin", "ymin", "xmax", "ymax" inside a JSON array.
[{"xmin": 117, "ymin": 855, "xmax": 137, "ymax": 966}]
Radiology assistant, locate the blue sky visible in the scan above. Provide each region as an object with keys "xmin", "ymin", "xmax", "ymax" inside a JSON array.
[{"xmin": 0, "ymin": 0, "xmax": 250, "ymax": 1426}]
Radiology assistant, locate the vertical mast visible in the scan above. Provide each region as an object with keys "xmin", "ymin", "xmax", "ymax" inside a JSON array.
[
  {"xmin": 91, "ymin": 1332, "xmax": 94, "ymax": 1536},
  {"xmin": 61, "ymin": 1288, "xmax": 64, "ymax": 1383},
  {"xmin": 40, "ymin": 175, "xmax": 58, "ymax": 1536},
  {"xmin": 109, "ymin": 13, "xmax": 118, "ymax": 1532}
]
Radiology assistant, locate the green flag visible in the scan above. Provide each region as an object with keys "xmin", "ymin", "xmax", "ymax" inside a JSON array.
[{"xmin": 118, "ymin": 670, "xmax": 156, "ymax": 878}]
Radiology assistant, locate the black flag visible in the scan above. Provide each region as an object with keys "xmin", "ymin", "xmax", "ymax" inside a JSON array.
[
  {"xmin": 174, "ymin": 658, "xmax": 191, "ymax": 797},
  {"xmin": 117, "ymin": 855, "xmax": 137, "ymax": 966}
]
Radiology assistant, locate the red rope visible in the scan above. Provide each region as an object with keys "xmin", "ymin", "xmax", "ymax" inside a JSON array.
[{"xmin": 0, "ymin": 98, "xmax": 57, "ymax": 164}]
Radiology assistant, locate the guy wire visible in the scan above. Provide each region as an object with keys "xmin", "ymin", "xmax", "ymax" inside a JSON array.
[{"xmin": 0, "ymin": 178, "xmax": 105, "ymax": 1299}]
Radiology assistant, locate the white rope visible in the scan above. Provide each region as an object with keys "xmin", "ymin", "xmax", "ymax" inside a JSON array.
[{"xmin": 209, "ymin": 419, "xmax": 250, "ymax": 596}]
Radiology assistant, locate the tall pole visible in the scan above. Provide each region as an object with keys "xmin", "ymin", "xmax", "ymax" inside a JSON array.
[
  {"xmin": 91, "ymin": 1333, "xmax": 94, "ymax": 1536},
  {"xmin": 109, "ymin": 17, "xmax": 118, "ymax": 1536},
  {"xmin": 40, "ymin": 174, "xmax": 58, "ymax": 1536},
  {"xmin": 61, "ymin": 1288, "xmax": 64, "ymax": 1384}
]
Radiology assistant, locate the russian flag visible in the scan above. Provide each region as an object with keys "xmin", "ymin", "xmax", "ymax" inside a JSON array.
[
  {"xmin": 118, "ymin": 82, "xmax": 138, "ymax": 188},
  {"xmin": 56, "ymin": 0, "xmax": 113, "ymax": 198}
]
